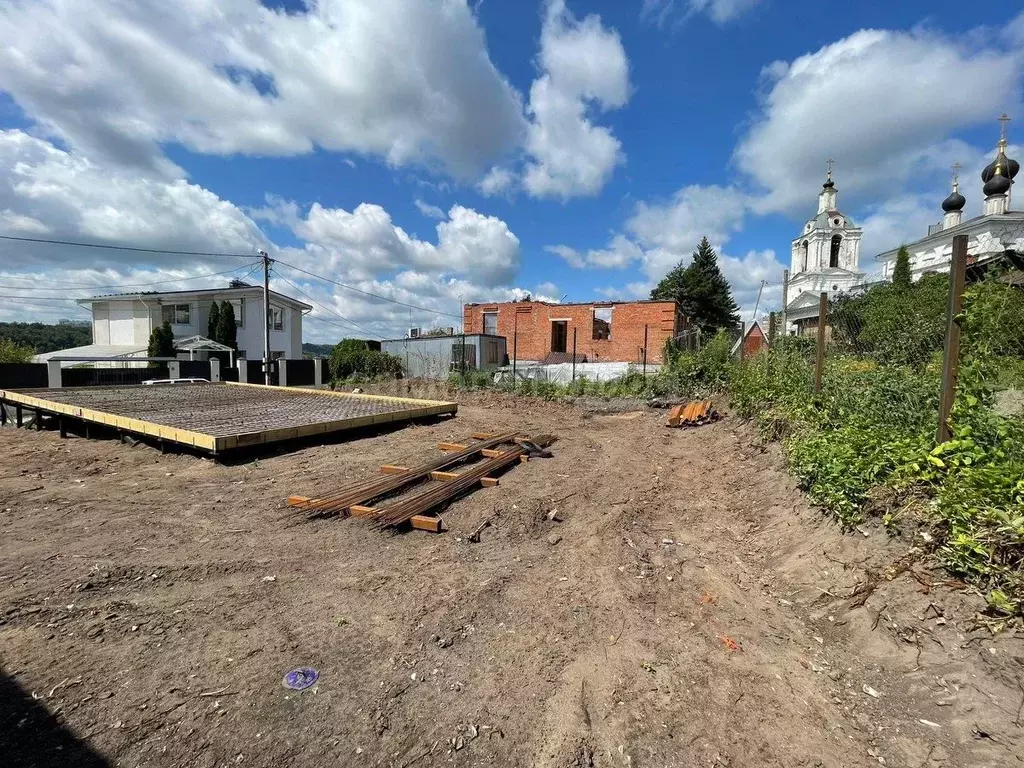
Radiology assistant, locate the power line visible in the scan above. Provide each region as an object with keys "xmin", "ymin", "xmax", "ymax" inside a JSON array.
[
  {"xmin": 0, "ymin": 234, "xmax": 260, "ymax": 259},
  {"xmin": 272, "ymin": 272, "xmax": 384, "ymax": 340},
  {"xmin": 0, "ymin": 261, "xmax": 263, "ymax": 291},
  {"xmin": 274, "ymin": 258, "xmax": 462, "ymax": 319}
]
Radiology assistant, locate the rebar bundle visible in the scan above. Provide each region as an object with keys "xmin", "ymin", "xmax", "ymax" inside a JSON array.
[{"xmin": 294, "ymin": 433, "xmax": 518, "ymax": 519}]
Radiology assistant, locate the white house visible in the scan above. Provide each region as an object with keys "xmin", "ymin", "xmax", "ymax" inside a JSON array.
[
  {"xmin": 876, "ymin": 117, "xmax": 1024, "ymax": 281},
  {"xmin": 785, "ymin": 164, "xmax": 866, "ymax": 332},
  {"xmin": 35, "ymin": 282, "xmax": 311, "ymax": 365}
]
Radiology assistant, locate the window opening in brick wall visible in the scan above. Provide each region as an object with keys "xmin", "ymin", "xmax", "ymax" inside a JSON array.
[
  {"xmin": 593, "ymin": 307, "xmax": 612, "ymax": 340},
  {"xmin": 551, "ymin": 320, "xmax": 568, "ymax": 353},
  {"xmin": 482, "ymin": 312, "xmax": 497, "ymax": 335}
]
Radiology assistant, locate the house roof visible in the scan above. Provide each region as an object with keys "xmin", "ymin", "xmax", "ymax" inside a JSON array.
[
  {"xmin": 33, "ymin": 343, "xmax": 148, "ymax": 367},
  {"xmin": 730, "ymin": 321, "xmax": 766, "ymax": 355},
  {"xmin": 77, "ymin": 285, "xmax": 312, "ymax": 311},
  {"xmin": 874, "ymin": 210, "xmax": 1024, "ymax": 262}
]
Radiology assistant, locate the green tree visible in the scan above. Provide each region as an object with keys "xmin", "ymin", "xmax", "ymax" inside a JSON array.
[
  {"xmin": 147, "ymin": 321, "xmax": 175, "ymax": 360},
  {"xmin": 651, "ymin": 236, "xmax": 739, "ymax": 336},
  {"xmin": 216, "ymin": 301, "xmax": 237, "ymax": 350},
  {"xmin": 0, "ymin": 338, "xmax": 35, "ymax": 363},
  {"xmin": 892, "ymin": 245, "xmax": 912, "ymax": 290},
  {"xmin": 330, "ymin": 338, "xmax": 369, "ymax": 379},
  {"xmin": 207, "ymin": 301, "xmax": 221, "ymax": 342}
]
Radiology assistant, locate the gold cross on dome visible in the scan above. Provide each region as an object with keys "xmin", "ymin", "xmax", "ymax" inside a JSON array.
[
  {"xmin": 999, "ymin": 113, "xmax": 1011, "ymax": 142},
  {"xmin": 826, "ymin": 158, "xmax": 834, "ymax": 178}
]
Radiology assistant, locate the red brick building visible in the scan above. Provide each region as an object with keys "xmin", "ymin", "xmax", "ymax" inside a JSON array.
[{"xmin": 462, "ymin": 299, "xmax": 685, "ymax": 364}]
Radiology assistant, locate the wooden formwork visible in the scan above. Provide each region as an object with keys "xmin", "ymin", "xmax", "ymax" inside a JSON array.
[{"xmin": 0, "ymin": 382, "xmax": 457, "ymax": 454}]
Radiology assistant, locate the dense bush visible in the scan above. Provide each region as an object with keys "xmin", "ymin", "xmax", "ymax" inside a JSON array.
[
  {"xmin": 732, "ymin": 278, "xmax": 1024, "ymax": 615},
  {"xmin": 0, "ymin": 337, "xmax": 35, "ymax": 363},
  {"xmin": 329, "ymin": 338, "xmax": 402, "ymax": 380}
]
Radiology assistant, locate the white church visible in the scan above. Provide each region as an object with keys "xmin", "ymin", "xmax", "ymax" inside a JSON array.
[
  {"xmin": 785, "ymin": 116, "xmax": 1024, "ymax": 333},
  {"xmin": 875, "ymin": 116, "xmax": 1024, "ymax": 281},
  {"xmin": 784, "ymin": 162, "xmax": 865, "ymax": 333}
]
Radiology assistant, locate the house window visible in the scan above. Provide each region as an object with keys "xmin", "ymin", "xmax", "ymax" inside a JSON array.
[
  {"xmin": 482, "ymin": 312, "xmax": 498, "ymax": 335},
  {"xmin": 593, "ymin": 307, "xmax": 612, "ymax": 340},
  {"xmin": 268, "ymin": 307, "xmax": 284, "ymax": 331},
  {"xmin": 230, "ymin": 298, "xmax": 244, "ymax": 328},
  {"xmin": 830, "ymin": 235, "xmax": 842, "ymax": 268},
  {"xmin": 161, "ymin": 303, "xmax": 191, "ymax": 325}
]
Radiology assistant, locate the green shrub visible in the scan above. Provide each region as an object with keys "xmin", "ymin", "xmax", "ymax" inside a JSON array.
[
  {"xmin": 0, "ymin": 337, "xmax": 35, "ymax": 363},
  {"xmin": 732, "ymin": 277, "xmax": 1024, "ymax": 615},
  {"xmin": 329, "ymin": 338, "xmax": 402, "ymax": 380}
]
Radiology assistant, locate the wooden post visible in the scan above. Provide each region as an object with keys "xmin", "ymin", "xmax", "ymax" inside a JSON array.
[
  {"xmin": 813, "ymin": 292, "xmax": 827, "ymax": 395},
  {"xmin": 937, "ymin": 235, "xmax": 968, "ymax": 444},
  {"xmin": 781, "ymin": 269, "xmax": 789, "ymax": 335},
  {"xmin": 16, "ymin": 404, "xmax": 22, "ymax": 428},
  {"xmin": 642, "ymin": 324, "xmax": 648, "ymax": 376},
  {"xmin": 571, "ymin": 328, "xmax": 577, "ymax": 382},
  {"xmin": 768, "ymin": 312, "xmax": 777, "ymax": 347},
  {"xmin": 739, "ymin": 321, "xmax": 747, "ymax": 362}
]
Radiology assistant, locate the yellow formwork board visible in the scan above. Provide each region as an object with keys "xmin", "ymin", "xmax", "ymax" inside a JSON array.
[
  {"xmin": 0, "ymin": 385, "xmax": 457, "ymax": 454},
  {"xmin": 0, "ymin": 388, "xmax": 217, "ymax": 450}
]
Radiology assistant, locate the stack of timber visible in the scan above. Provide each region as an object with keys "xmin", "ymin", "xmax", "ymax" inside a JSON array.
[
  {"xmin": 287, "ymin": 433, "xmax": 554, "ymax": 532},
  {"xmin": 666, "ymin": 400, "xmax": 719, "ymax": 428}
]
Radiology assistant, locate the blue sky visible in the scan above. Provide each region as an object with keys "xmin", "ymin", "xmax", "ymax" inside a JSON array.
[{"xmin": 0, "ymin": 0, "xmax": 1022, "ymax": 341}]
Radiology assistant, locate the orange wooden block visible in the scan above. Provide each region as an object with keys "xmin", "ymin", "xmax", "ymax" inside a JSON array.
[
  {"xmin": 410, "ymin": 515, "xmax": 444, "ymax": 533},
  {"xmin": 349, "ymin": 505, "xmax": 377, "ymax": 516}
]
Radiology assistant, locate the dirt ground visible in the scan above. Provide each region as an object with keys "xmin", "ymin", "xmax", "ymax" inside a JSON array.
[{"xmin": 2, "ymin": 392, "xmax": 1023, "ymax": 768}]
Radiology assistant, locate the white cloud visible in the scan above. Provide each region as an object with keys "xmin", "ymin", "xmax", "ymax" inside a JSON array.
[
  {"xmin": 546, "ymin": 233, "xmax": 642, "ymax": 269},
  {"xmin": 414, "ymin": 199, "xmax": 445, "ymax": 220},
  {"xmin": 735, "ymin": 24, "xmax": 1024, "ymax": 215},
  {"xmin": 477, "ymin": 166, "xmax": 516, "ymax": 196},
  {"xmin": 292, "ymin": 202, "xmax": 519, "ymax": 287},
  {"xmin": 0, "ymin": 0, "xmax": 525, "ymax": 179},
  {"xmin": 0, "ymin": 129, "xmax": 267, "ymax": 271},
  {"xmin": 626, "ymin": 184, "xmax": 747, "ymax": 278},
  {"xmin": 0, "ymin": 130, "xmax": 532, "ymax": 340},
  {"xmin": 522, "ymin": 0, "xmax": 630, "ymax": 199},
  {"xmin": 641, "ymin": 0, "xmax": 764, "ymax": 26}
]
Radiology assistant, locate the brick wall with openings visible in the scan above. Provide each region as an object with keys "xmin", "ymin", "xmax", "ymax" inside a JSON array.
[{"xmin": 463, "ymin": 300, "xmax": 683, "ymax": 364}]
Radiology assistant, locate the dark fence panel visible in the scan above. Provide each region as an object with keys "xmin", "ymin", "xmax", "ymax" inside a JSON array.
[
  {"xmin": 0, "ymin": 363, "xmax": 48, "ymax": 389},
  {"xmin": 286, "ymin": 359, "xmax": 315, "ymax": 386},
  {"xmin": 178, "ymin": 360, "xmax": 211, "ymax": 379},
  {"xmin": 221, "ymin": 367, "xmax": 239, "ymax": 382},
  {"xmin": 243, "ymin": 359, "xmax": 277, "ymax": 385},
  {"xmin": 63, "ymin": 365, "xmax": 170, "ymax": 387}
]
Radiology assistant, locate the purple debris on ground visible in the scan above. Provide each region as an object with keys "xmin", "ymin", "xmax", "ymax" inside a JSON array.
[{"xmin": 282, "ymin": 667, "xmax": 319, "ymax": 690}]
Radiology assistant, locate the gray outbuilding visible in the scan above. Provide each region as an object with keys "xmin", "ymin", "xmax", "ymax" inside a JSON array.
[{"xmin": 382, "ymin": 334, "xmax": 506, "ymax": 380}]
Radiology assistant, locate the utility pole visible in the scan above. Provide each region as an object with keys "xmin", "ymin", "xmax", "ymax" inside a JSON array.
[
  {"xmin": 260, "ymin": 250, "xmax": 272, "ymax": 386},
  {"xmin": 751, "ymin": 279, "xmax": 766, "ymax": 322}
]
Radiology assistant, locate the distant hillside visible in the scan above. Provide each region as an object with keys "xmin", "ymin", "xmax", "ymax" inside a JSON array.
[
  {"xmin": 0, "ymin": 321, "xmax": 91, "ymax": 354},
  {"xmin": 302, "ymin": 342, "xmax": 334, "ymax": 358}
]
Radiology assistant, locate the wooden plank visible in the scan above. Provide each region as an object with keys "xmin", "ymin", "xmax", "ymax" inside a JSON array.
[
  {"xmin": 410, "ymin": 515, "xmax": 444, "ymax": 533},
  {"xmin": 431, "ymin": 470, "xmax": 460, "ymax": 481},
  {"xmin": 438, "ymin": 442, "xmax": 468, "ymax": 451},
  {"xmin": 471, "ymin": 432, "xmax": 502, "ymax": 439},
  {"xmin": 380, "ymin": 464, "xmax": 410, "ymax": 474},
  {"xmin": 288, "ymin": 495, "xmax": 313, "ymax": 506},
  {"xmin": 481, "ymin": 448, "xmax": 504, "ymax": 458},
  {"xmin": 349, "ymin": 505, "xmax": 377, "ymax": 516},
  {"xmin": 480, "ymin": 477, "xmax": 499, "ymax": 487}
]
